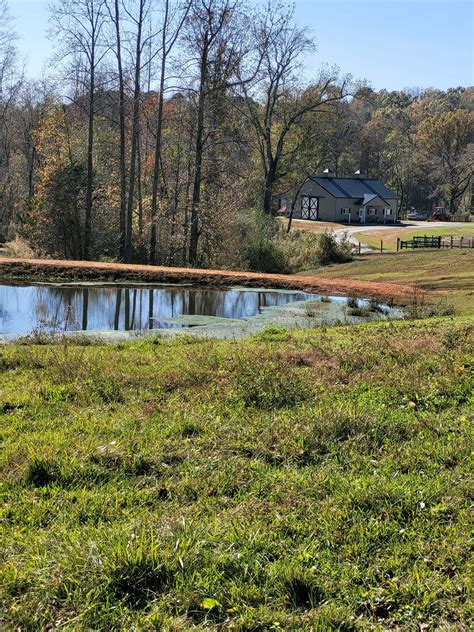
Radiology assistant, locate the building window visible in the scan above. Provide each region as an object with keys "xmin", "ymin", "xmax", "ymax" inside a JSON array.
[
  {"xmin": 340, "ymin": 207, "xmax": 350, "ymax": 215},
  {"xmin": 384, "ymin": 207, "xmax": 392, "ymax": 216},
  {"xmin": 368, "ymin": 207, "xmax": 376, "ymax": 216}
]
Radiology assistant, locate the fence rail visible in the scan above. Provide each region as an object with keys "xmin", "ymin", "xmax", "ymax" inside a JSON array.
[{"xmin": 398, "ymin": 235, "xmax": 474, "ymax": 251}]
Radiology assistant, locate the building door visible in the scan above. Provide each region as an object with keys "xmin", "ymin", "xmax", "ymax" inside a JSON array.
[{"xmin": 301, "ymin": 196, "xmax": 318, "ymax": 220}]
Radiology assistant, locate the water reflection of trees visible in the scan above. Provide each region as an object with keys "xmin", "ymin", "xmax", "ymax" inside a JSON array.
[{"xmin": 1, "ymin": 284, "xmax": 314, "ymax": 334}]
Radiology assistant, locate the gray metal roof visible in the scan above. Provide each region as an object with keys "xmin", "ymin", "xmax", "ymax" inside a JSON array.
[
  {"xmin": 353, "ymin": 193, "xmax": 388, "ymax": 206},
  {"xmin": 310, "ymin": 176, "xmax": 398, "ymax": 200}
]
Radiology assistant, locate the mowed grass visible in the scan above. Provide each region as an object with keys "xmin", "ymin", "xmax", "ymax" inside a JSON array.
[
  {"xmin": 352, "ymin": 225, "xmax": 474, "ymax": 252},
  {"xmin": 1, "ymin": 318, "xmax": 473, "ymax": 630},
  {"xmin": 312, "ymin": 249, "xmax": 474, "ymax": 316}
]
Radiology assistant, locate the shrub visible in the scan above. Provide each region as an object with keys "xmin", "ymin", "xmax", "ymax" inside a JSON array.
[
  {"xmin": 405, "ymin": 292, "xmax": 455, "ymax": 319},
  {"xmin": 245, "ymin": 238, "xmax": 290, "ymax": 273},
  {"xmin": 347, "ymin": 307, "xmax": 366, "ymax": 317},
  {"xmin": 316, "ymin": 231, "xmax": 353, "ymax": 265},
  {"xmin": 235, "ymin": 213, "xmax": 352, "ymax": 273},
  {"xmin": 368, "ymin": 297, "xmax": 386, "ymax": 313}
]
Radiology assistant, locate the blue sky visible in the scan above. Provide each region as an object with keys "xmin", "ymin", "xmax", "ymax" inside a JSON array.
[{"xmin": 11, "ymin": 0, "xmax": 474, "ymax": 90}]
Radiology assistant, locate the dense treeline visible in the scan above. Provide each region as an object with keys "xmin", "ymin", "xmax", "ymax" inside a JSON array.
[{"xmin": 0, "ymin": 0, "xmax": 473, "ymax": 266}]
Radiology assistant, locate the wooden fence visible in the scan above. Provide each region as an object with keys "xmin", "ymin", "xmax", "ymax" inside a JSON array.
[{"xmin": 398, "ymin": 235, "xmax": 474, "ymax": 251}]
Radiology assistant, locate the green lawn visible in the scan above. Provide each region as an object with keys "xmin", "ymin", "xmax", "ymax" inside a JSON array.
[
  {"xmin": 312, "ymin": 249, "xmax": 474, "ymax": 316},
  {"xmin": 1, "ymin": 318, "xmax": 473, "ymax": 629},
  {"xmin": 352, "ymin": 226, "xmax": 474, "ymax": 252}
]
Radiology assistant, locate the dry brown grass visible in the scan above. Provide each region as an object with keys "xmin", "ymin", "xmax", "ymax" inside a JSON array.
[
  {"xmin": 0, "ymin": 256, "xmax": 419, "ymax": 303},
  {"xmin": 2, "ymin": 237, "xmax": 35, "ymax": 259}
]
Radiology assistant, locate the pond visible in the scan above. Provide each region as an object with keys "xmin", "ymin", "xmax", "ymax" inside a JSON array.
[
  {"xmin": 0, "ymin": 282, "xmax": 403, "ymax": 341},
  {"xmin": 0, "ymin": 282, "xmax": 324, "ymax": 336}
]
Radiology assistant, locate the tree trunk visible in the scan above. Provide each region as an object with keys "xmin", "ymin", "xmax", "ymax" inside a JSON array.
[
  {"xmin": 137, "ymin": 132, "xmax": 143, "ymax": 238},
  {"xmin": 28, "ymin": 146, "xmax": 36, "ymax": 200},
  {"xmin": 188, "ymin": 35, "xmax": 209, "ymax": 266},
  {"xmin": 84, "ymin": 46, "xmax": 95, "ymax": 260},
  {"xmin": 125, "ymin": 0, "xmax": 145, "ymax": 263},
  {"xmin": 149, "ymin": 12, "xmax": 168, "ymax": 264},
  {"xmin": 262, "ymin": 166, "xmax": 276, "ymax": 215},
  {"xmin": 113, "ymin": 0, "xmax": 127, "ymax": 261}
]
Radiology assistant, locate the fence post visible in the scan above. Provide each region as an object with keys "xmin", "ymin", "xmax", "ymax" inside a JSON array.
[
  {"xmin": 358, "ymin": 242, "xmax": 361, "ymax": 255},
  {"xmin": 397, "ymin": 237, "xmax": 400, "ymax": 252},
  {"xmin": 380, "ymin": 240, "xmax": 383, "ymax": 253},
  {"xmin": 460, "ymin": 237, "xmax": 463, "ymax": 249},
  {"xmin": 438, "ymin": 236, "xmax": 441, "ymax": 249},
  {"xmin": 450, "ymin": 236, "xmax": 453, "ymax": 249}
]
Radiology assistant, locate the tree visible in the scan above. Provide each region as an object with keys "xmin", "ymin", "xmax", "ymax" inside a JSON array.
[
  {"xmin": 149, "ymin": 0, "xmax": 191, "ymax": 264},
  {"xmin": 184, "ymin": 0, "xmax": 248, "ymax": 265},
  {"xmin": 415, "ymin": 110, "xmax": 474, "ymax": 214},
  {"xmin": 242, "ymin": 4, "xmax": 353, "ymax": 215},
  {"xmin": 106, "ymin": 0, "xmax": 127, "ymax": 260},
  {"xmin": 50, "ymin": 0, "xmax": 108, "ymax": 259},
  {"xmin": 123, "ymin": 0, "xmax": 149, "ymax": 262},
  {"xmin": 0, "ymin": 0, "xmax": 21, "ymax": 238}
]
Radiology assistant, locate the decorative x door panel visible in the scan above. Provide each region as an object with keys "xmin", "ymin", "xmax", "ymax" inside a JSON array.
[{"xmin": 301, "ymin": 196, "xmax": 318, "ymax": 220}]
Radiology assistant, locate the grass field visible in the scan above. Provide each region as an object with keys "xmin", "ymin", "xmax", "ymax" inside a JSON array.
[
  {"xmin": 352, "ymin": 226, "xmax": 474, "ymax": 252},
  {"xmin": 313, "ymin": 249, "xmax": 474, "ymax": 316},
  {"xmin": 1, "ymin": 317, "xmax": 473, "ymax": 630}
]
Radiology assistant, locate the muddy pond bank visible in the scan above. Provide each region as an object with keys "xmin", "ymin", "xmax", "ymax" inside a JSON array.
[{"xmin": 0, "ymin": 257, "xmax": 417, "ymax": 303}]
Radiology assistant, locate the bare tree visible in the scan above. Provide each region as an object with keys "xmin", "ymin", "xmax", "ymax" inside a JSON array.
[
  {"xmin": 123, "ymin": 0, "xmax": 148, "ymax": 262},
  {"xmin": 0, "ymin": 0, "xmax": 21, "ymax": 236},
  {"xmin": 184, "ymin": 0, "xmax": 256, "ymax": 266},
  {"xmin": 243, "ymin": 3, "xmax": 351, "ymax": 214},
  {"xmin": 106, "ymin": 0, "xmax": 128, "ymax": 260},
  {"xmin": 149, "ymin": 0, "xmax": 191, "ymax": 264},
  {"xmin": 50, "ymin": 0, "xmax": 108, "ymax": 259}
]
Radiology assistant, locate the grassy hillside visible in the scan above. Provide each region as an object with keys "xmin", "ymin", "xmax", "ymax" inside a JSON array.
[
  {"xmin": 352, "ymin": 226, "xmax": 474, "ymax": 252},
  {"xmin": 313, "ymin": 250, "xmax": 474, "ymax": 316},
  {"xmin": 1, "ymin": 318, "xmax": 473, "ymax": 630}
]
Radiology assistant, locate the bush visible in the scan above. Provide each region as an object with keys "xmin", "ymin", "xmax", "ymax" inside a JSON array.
[
  {"xmin": 405, "ymin": 290, "xmax": 455, "ymax": 319},
  {"xmin": 245, "ymin": 238, "xmax": 290, "ymax": 273},
  {"xmin": 239, "ymin": 210, "xmax": 290, "ymax": 273},
  {"xmin": 236, "ymin": 212, "xmax": 352, "ymax": 273},
  {"xmin": 316, "ymin": 231, "xmax": 353, "ymax": 266}
]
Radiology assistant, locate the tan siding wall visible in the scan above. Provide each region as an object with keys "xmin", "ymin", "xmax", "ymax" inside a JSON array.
[
  {"xmin": 293, "ymin": 179, "xmax": 398, "ymax": 223},
  {"xmin": 294, "ymin": 181, "xmax": 336, "ymax": 220}
]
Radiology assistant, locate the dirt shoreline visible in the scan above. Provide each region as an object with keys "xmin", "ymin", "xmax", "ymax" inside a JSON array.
[{"xmin": 0, "ymin": 257, "xmax": 419, "ymax": 302}]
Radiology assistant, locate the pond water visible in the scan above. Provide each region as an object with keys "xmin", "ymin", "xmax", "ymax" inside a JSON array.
[{"xmin": 0, "ymin": 282, "xmax": 324, "ymax": 336}]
